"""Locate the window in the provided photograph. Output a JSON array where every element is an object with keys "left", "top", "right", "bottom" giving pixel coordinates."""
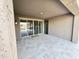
[{"left": 19, "top": 18, "right": 44, "bottom": 38}]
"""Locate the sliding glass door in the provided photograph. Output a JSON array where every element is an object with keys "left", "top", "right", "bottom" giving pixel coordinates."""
[{"left": 20, "top": 19, "right": 44, "bottom": 38}]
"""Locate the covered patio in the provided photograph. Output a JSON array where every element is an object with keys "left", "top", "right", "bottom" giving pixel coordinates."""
[
  {"left": 0, "top": 0, "right": 79, "bottom": 59},
  {"left": 17, "top": 34, "right": 79, "bottom": 59}
]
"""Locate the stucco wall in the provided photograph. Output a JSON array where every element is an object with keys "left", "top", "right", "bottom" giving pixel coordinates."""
[
  {"left": 48, "top": 14, "right": 73, "bottom": 41},
  {"left": 72, "top": 15, "right": 79, "bottom": 43},
  {"left": 15, "top": 19, "right": 20, "bottom": 41},
  {"left": 0, "top": 0, "right": 17, "bottom": 59}
]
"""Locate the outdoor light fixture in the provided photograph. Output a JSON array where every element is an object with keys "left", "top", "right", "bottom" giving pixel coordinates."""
[
  {"left": 40, "top": 12, "right": 44, "bottom": 15},
  {"left": 15, "top": 21, "right": 17, "bottom": 24}
]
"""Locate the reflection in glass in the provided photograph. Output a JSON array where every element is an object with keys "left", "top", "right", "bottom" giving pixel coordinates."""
[
  {"left": 39, "top": 21, "right": 43, "bottom": 33},
  {"left": 34, "top": 21, "right": 38, "bottom": 34},
  {"left": 20, "top": 20, "right": 27, "bottom": 37},
  {"left": 20, "top": 20, "right": 33, "bottom": 37},
  {"left": 27, "top": 20, "right": 33, "bottom": 35},
  {"left": 20, "top": 19, "right": 44, "bottom": 37}
]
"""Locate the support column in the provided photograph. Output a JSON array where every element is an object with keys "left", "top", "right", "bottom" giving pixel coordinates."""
[
  {"left": 15, "top": 19, "right": 20, "bottom": 41},
  {"left": 0, "top": 0, "right": 17, "bottom": 59},
  {"left": 72, "top": 15, "right": 79, "bottom": 44}
]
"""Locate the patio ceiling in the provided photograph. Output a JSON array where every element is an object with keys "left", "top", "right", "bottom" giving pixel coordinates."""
[{"left": 13, "top": 0, "right": 70, "bottom": 19}]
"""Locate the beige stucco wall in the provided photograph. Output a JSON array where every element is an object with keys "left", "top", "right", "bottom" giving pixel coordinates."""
[
  {"left": 48, "top": 14, "right": 73, "bottom": 41},
  {"left": 60, "top": 0, "right": 79, "bottom": 15},
  {"left": 15, "top": 19, "right": 20, "bottom": 41},
  {"left": 72, "top": 15, "right": 79, "bottom": 43},
  {"left": 0, "top": 0, "right": 17, "bottom": 59}
]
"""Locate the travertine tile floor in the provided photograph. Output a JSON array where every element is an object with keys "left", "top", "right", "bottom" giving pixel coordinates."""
[{"left": 17, "top": 34, "right": 79, "bottom": 59}]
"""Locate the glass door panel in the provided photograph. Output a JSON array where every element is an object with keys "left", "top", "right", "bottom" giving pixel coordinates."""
[
  {"left": 20, "top": 19, "right": 44, "bottom": 38},
  {"left": 39, "top": 21, "right": 43, "bottom": 33},
  {"left": 27, "top": 20, "right": 33, "bottom": 35},
  {"left": 20, "top": 20, "right": 28, "bottom": 37},
  {"left": 34, "top": 21, "right": 38, "bottom": 34}
]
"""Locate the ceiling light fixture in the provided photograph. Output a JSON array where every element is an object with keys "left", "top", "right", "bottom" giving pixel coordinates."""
[{"left": 40, "top": 12, "right": 44, "bottom": 15}]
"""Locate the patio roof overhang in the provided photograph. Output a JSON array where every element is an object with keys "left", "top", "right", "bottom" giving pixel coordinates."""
[{"left": 60, "top": 0, "right": 79, "bottom": 15}]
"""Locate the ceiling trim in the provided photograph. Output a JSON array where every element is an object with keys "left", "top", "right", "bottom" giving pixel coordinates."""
[
  {"left": 47, "top": 13, "right": 73, "bottom": 19},
  {"left": 15, "top": 15, "right": 44, "bottom": 20}
]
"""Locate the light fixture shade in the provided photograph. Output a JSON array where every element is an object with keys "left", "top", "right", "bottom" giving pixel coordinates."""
[{"left": 40, "top": 12, "right": 44, "bottom": 15}]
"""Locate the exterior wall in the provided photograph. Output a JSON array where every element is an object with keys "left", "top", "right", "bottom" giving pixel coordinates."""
[
  {"left": 60, "top": 0, "right": 79, "bottom": 44},
  {"left": 0, "top": 0, "right": 17, "bottom": 59},
  {"left": 48, "top": 14, "right": 73, "bottom": 41}
]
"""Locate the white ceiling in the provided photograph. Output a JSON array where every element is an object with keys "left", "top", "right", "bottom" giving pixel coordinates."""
[{"left": 13, "top": 0, "right": 70, "bottom": 19}]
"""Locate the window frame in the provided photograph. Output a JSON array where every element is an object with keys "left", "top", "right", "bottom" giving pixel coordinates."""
[{"left": 18, "top": 17, "right": 44, "bottom": 38}]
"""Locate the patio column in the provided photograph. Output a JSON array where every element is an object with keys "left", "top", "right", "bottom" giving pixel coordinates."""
[
  {"left": 72, "top": 15, "right": 79, "bottom": 44},
  {"left": 0, "top": 0, "right": 17, "bottom": 59}
]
